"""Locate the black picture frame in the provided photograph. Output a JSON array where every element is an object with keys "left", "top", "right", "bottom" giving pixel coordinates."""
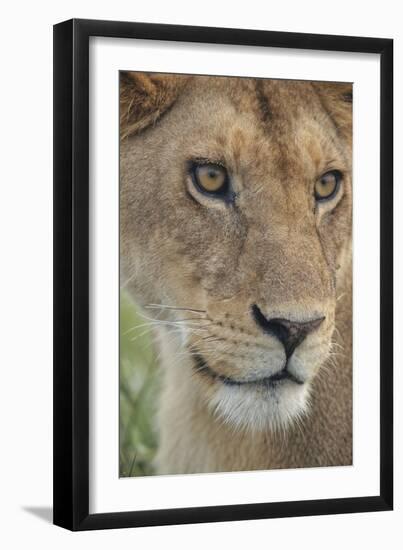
[{"left": 53, "top": 18, "right": 393, "bottom": 531}]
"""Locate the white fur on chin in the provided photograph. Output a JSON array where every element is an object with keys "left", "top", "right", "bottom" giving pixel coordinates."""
[{"left": 208, "top": 380, "right": 312, "bottom": 434}]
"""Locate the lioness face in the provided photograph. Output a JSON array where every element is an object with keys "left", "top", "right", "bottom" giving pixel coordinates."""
[{"left": 121, "top": 75, "right": 352, "bottom": 432}]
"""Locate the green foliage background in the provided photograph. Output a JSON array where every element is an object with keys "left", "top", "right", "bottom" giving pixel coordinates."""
[{"left": 120, "top": 291, "right": 159, "bottom": 477}]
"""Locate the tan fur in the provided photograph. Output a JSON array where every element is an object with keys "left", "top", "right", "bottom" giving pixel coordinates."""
[
  {"left": 120, "top": 73, "right": 352, "bottom": 474},
  {"left": 120, "top": 72, "right": 189, "bottom": 139}
]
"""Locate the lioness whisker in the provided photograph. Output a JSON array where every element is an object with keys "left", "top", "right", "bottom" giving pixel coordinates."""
[
  {"left": 125, "top": 320, "right": 208, "bottom": 336},
  {"left": 329, "top": 339, "right": 345, "bottom": 351},
  {"left": 138, "top": 310, "right": 209, "bottom": 325},
  {"left": 145, "top": 303, "right": 207, "bottom": 315},
  {"left": 138, "top": 311, "right": 212, "bottom": 338}
]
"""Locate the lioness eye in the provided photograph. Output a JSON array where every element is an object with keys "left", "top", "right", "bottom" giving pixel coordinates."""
[
  {"left": 315, "top": 170, "right": 342, "bottom": 201},
  {"left": 192, "top": 163, "right": 228, "bottom": 195}
]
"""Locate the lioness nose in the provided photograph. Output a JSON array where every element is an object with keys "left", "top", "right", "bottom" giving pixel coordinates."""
[{"left": 251, "top": 304, "right": 325, "bottom": 358}]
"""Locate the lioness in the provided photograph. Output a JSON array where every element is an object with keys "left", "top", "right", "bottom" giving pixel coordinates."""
[{"left": 120, "top": 72, "right": 352, "bottom": 474}]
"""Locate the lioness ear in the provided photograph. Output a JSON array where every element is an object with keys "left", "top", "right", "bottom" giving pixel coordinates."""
[
  {"left": 120, "top": 72, "right": 189, "bottom": 139},
  {"left": 313, "top": 82, "right": 352, "bottom": 146}
]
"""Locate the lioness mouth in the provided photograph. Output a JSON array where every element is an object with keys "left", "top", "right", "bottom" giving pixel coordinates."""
[{"left": 191, "top": 350, "right": 304, "bottom": 387}]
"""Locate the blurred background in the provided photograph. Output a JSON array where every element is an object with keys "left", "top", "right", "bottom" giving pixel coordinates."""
[{"left": 120, "top": 290, "right": 159, "bottom": 477}]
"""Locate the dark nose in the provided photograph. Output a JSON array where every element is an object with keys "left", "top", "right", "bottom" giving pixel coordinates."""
[{"left": 251, "top": 304, "right": 325, "bottom": 358}]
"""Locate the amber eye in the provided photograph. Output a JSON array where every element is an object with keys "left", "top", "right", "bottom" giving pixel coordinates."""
[
  {"left": 192, "top": 163, "right": 229, "bottom": 195},
  {"left": 315, "top": 170, "right": 342, "bottom": 201}
]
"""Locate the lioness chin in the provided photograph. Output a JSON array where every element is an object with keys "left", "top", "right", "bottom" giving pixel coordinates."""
[{"left": 120, "top": 73, "right": 352, "bottom": 474}]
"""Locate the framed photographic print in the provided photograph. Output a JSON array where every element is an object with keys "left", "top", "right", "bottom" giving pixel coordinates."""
[{"left": 53, "top": 19, "right": 393, "bottom": 530}]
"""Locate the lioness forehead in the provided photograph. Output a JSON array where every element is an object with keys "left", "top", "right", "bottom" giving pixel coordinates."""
[
  {"left": 187, "top": 77, "right": 332, "bottom": 130},
  {"left": 171, "top": 77, "right": 349, "bottom": 185}
]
